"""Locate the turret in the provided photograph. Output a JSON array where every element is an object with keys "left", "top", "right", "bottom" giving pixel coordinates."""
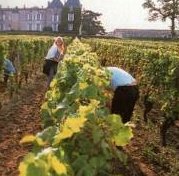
[{"left": 47, "top": 0, "right": 63, "bottom": 9}]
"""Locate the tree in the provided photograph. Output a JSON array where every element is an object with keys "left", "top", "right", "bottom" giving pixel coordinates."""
[
  {"left": 81, "top": 10, "right": 105, "bottom": 35},
  {"left": 59, "top": 7, "right": 81, "bottom": 34},
  {"left": 142, "top": 0, "right": 179, "bottom": 38}
]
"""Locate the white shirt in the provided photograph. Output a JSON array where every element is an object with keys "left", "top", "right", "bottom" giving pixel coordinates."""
[
  {"left": 107, "top": 67, "right": 136, "bottom": 90},
  {"left": 45, "top": 44, "right": 61, "bottom": 62}
]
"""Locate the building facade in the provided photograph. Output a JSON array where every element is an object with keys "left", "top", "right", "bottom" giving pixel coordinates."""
[
  {"left": 0, "top": 0, "right": 81, "bottom": 33},
  {"left": 108, "top": 29, "right": 176, "bottom": 38}
]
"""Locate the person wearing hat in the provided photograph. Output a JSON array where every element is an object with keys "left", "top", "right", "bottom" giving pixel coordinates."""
[
  {"left": 106, "top": 66, "right": 139, "bottom": 123},
  {"left": 43, "top": 36, "right": 65, "bottom": 88}
]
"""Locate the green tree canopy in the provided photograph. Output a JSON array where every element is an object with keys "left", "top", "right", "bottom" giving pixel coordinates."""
[
  {"left": 143, "top": 0, "right": 179, "bottom": 38},
  {"left": 81, "top": 10, "right": 105, "bottom": 35}
]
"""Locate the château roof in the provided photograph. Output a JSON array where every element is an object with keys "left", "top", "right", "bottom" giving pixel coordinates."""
[
  {"left": 48, "top": 0, "right": 63, "bottom": 8},
  {"left": 65, "top": 0, "right": 81, "bottom": 8}
]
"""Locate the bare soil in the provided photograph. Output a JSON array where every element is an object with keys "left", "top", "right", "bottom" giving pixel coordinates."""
[
  {"left": 0, "top": 75, "right": 46, "bottom": 176},
  {"left": 125, "top": 105, "right": 179, "bottom": 176}
]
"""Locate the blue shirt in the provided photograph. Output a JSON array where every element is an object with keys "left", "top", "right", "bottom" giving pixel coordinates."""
[
  {"left": 3, "top": 59, "right": 16, "bottom": 75},
  {"left": 107, "top": 67, "right": 136, "bottom": 90}
]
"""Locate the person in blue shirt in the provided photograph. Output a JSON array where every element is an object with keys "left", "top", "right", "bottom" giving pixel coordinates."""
[
  {"left": 3, "top": 58, "right": 16, "bottom": 85},
  {"left": 106, "top": 66, "right": 139, "bottom": 123},
  {"left": 43, "top": 36, "right": 65, "bottom": 88}
]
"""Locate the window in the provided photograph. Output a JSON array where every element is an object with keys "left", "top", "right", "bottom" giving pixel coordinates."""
[
  {"left": 3, "top": 14, "right": 5, "bottom": 21},
  {"left": 8, "top": 24, "right": 11, "bottom": 30},
  {"left": 37, "top": 13, "right": 41, "bottom": 20},
  {"left": 0, "top": 24, "right": 3, "bottom": 31},
  {"left": 68, "top": 13, "right": 74, "bottom": 22},
  {"left": 52, "top": 24, "right": 54, "bottom": 31},
  {"left": 54, "top": 15, "right": 59, "bottom": 22},
  {"left": 68, "top": 23, "right": 73, "bottom": 31},
  {"left": 36, "top": 24, "right": 41, "bottom": 31},
  {"left": 52, "top": 24, "right": 58, "bottom": 31},
  {"left": 28, "top": 23, "right": 32, "bottom": 30},
  {"left": 55, "top": 24, "right": 58, "bottom": 31},
  {"left": 27, "top": 14, "right": 32, "bottom": 20},
  {"left": 52, "top": 14, "right": 59, "bottom": 22}
]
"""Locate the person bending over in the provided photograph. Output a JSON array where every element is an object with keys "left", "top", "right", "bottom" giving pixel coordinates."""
[{"left": 107, "top": 66, "right": 139, "bottom": 123}]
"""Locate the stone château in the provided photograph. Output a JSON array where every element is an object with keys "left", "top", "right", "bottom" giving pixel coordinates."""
[{"left": 0, "top": 0, "right": 81, "bottom": 33}]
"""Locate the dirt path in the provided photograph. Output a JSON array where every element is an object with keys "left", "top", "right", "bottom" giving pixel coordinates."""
[
  {"left": 0, "top": 75, "right": 46, "bottom": 176},
  {"left": 125, "top": 106, "right": 179, "bottom": 176}
]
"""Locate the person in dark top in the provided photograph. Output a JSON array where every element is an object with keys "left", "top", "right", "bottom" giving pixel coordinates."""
[{"left": 107, "top": 66, "right": 139, "bottom": 123}]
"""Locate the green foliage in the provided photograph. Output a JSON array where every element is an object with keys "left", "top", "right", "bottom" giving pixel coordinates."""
[
  {"left": 143, "top": 0, "right": 179, "bottom": 38},
  {"left": 19, "top": 38, "right": 133, "bottom": 176},
  {"left": 0, "top": 44, "right": 5, "bottom": 76},
  {"left": 60, "top": 7, "right": 81, "bottom": 34},
  {"left": 82, "top": 38, "right": 179, "bottom": 122},
  {"left": 82, "top": 10, "right": 105, "bottom": 35},
  {"left": 0, "top": 36, "right": 72, "bottom": 89}
]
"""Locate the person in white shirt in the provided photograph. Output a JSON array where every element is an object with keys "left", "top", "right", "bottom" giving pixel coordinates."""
[
  {"left": 43, "top": 36, "right": 65, "bottom": 88},
  {"left": 107, "top": 66, "right": 139, "bottom": 123}
]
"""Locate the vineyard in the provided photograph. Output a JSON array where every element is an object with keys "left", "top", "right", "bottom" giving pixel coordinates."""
[{"left": 0, "top": 35, "right": 178, "bottom": 176}]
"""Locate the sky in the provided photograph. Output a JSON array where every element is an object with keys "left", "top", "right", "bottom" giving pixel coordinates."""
[{"left": 0, "top": 0, "right": 171, "bottom": 32}]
